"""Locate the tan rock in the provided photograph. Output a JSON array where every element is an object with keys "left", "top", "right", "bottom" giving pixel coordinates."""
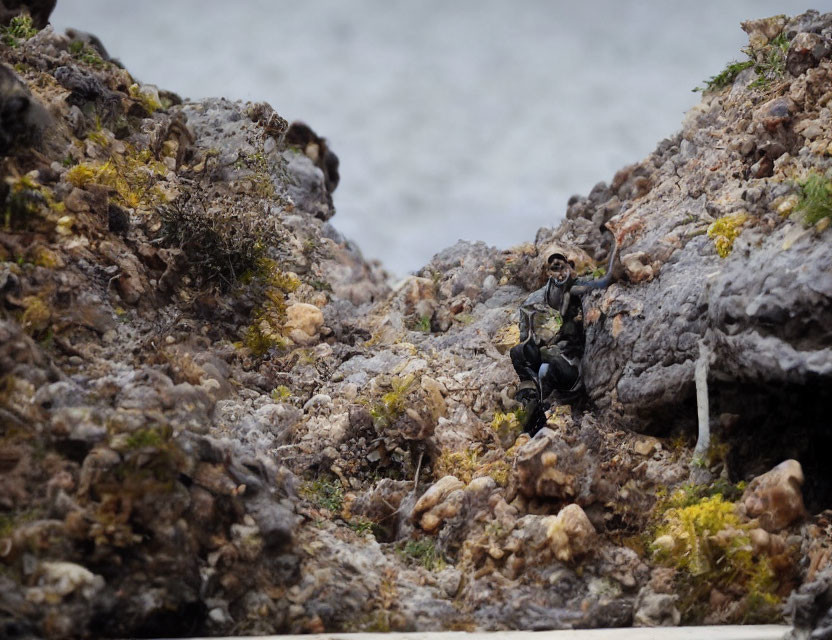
[
  {"left": 634, "top": 438, "right": 657, "bottom": 456},
  {"left": 545, "top": 504, "right": 596, "bottom": 563},
  {"left": 741, "top": 459, "right": 805, "bottom": 532},
  {"left": 412, "top": 475, "right": 465, "bottom": 524},
  {"left": 420, "top": 375, "right": 448, "bottom": 420},
  {"left": 621, "top": 251, "right": 654, "bottom": 283},
  {"left": 284, "top": 303, "right": 324, "bottom": 345},
  {"left": 514, "top": 429, "right": 589, "bottom": 501},
  {"left": 749, "top": 527, "right": 770, "bottom": 555}
]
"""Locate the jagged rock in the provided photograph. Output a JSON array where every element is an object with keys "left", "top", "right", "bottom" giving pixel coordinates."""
[
  {"left": 633, "top": 587, "right": 681, "bottom": 627},
  {"left": 545, "top": 504, "right": 596, "bottom": 563},
  {"left": 3, "top": 9, "right": 832, "bottom": 637},
  {"left": 514, "top": 428, "right": 594, "bottom": 502}
]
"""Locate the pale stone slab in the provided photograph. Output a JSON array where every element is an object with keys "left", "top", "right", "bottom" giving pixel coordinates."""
[{"left": 182, "top": 624, "right": 790, "bottom": 640}]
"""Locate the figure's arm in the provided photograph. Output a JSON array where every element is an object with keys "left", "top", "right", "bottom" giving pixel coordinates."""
[
  {"left": 570, "top": 229, "right": 620, "bottom": 297},
  {"left": 518, "top": 306, "right": 534, "bottom": 343},
  {"left": 518, "top": 286, "right": 547, "bottom": 343}
]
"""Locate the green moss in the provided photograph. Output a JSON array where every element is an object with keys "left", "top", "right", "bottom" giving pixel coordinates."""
[
  {"left": 749, "top": 33, "right": 790, "bottom": 90},
  {"left": 434, "top": 446, "right": 511, "bottom": 487},
  {"left": 398, "top": 537, "right": 446, "bottom": 571},
  {"left": 434, "top": 448, "right": 478, "bottom": 484},
  {"left": 368, "top": 375, "right": 416, "bottom": 429},
  {"left": 125, "top": 427, "right": 167, "bottom": 449},
  {"left": 414, "top": 315, "right": 431, "bottom": 333},
  {"left": 707, "top": 212, "right": 748, "bottom": 258},
  {"left": 1, "top": 15, "right": 38, "bottom": 47},
  {"left": 696, "top": 31, "right": 790, "bottom": 94},
  {"left": 653, "top": 494, "right": 741, "bottom": 575},
  {"left": 301, "top": 477, "right": 344, "bottom": 514},
  {"left": 695, "top": 60, "right": 754, "bottom": 93},
  {"left": 796, "top": 172, "right": 832, "bottom": 225},
  {"left": 68, "top": 40, "right": 105, "bottom": 67},
  {"left": 346, "top": 517, "right": 375, "bottom": 536}
]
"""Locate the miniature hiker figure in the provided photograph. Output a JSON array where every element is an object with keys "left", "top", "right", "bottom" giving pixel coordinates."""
[{"left": 510, "top": 228, "right": 620, "bottom": 435}]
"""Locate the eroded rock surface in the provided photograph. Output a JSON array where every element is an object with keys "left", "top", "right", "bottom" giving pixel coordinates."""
[{"left": 2, "top": 8, "right": 832, "bottom": 639}]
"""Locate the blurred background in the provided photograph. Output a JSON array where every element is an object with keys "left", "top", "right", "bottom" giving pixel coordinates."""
[{"left": 52, "top": 1, "right": 810, "bottom": 276}]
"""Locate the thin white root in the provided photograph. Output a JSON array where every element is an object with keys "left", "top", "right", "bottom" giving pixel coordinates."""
[
  {"left": 693, "top": 339, "right": 711, "bottom": 462},
  {"left": 413, "top": 450, "right": 424, "bottom": 488}
]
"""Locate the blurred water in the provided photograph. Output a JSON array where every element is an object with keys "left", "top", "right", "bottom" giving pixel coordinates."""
[{"left": 52, "top": 1, "right": 810, "bottom": 276}]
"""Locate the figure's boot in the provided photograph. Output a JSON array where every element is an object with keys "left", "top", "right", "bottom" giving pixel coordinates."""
[{"left": 514, "top": 381, "right": 543, "bottom": 435}]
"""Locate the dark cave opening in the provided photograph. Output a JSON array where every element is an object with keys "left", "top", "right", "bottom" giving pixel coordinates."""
[{"left": 712, "top": 377, "right": 832, "bottom": 514}]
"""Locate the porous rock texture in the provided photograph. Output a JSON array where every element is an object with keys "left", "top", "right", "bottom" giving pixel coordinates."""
[{"left": 2, "top": 5, "right": 832, "bottom": 638}]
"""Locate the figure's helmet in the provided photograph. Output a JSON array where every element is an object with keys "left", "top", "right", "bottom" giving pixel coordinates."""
[{"left": 546, "top": 252, "right": 575, "bottom": 286}]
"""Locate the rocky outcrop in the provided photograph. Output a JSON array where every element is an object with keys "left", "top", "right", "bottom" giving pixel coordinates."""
[{"left": 2, "top": 7, "right": 832, "bottom": 639}]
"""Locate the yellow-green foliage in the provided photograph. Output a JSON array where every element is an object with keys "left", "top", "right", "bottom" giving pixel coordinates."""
[
  {"left": 301, "top": 477, "right": 343, "bottom": 514},
  {"left": 31, "top": 245, "right": 61, "bottom": 268},
  {"left": 433, "top": 447, "right": 511, "bottom": 487},
  {"left": 651, "top": 487, "right": 783, "bottom": 623},
  {"left": 483, "top": 459, "right": 511, "bottom": 487},
  {"left": 243, "top": 259, "right": 300, "bottom": 357},
  {"left": 797, "top": 172, "right": 832, "bottom": 225},
  {"left": 369, "top": 375, "right": 416, "bottom": 429},
  {"left": 125, "top": 427, "right": 167, "bottom": 449},
  {"left": 696, "top": 30, "right": 790, "bottom": 93},
  {"left": 234, "top": 150, "right": 277, "bottom": 198},
  {"left": 270, "top": 385, "right": 291, "bottom": 401},
  {"left": 654, "top": 494, "right": 741, "bottom": 575},
  {"left": 66, "top": 145, "right": 167, "bottom": 210},
  {"left": 749, "top": 32, "right": 790, "bottom": 89},
  {"left": 1, "top": 14, "right": 38, "bottom": 47},
  {"left": 707, "top": 212, "right": 748, "bottom": 258},
  {"left": 434, "top": 448, "right": 479, "bottom": 484},
  {"left": 128, "top": 83, "right": 162, "bottom": 114},
  {"left": 3, "top": 173, "right": 64, "bottom": 230},
  {"left": 491, "top": 408, "right": 525, "bottom": 444},
  {"left": 695, "top": 60, "right": 755, "bottom": 93},
  {"left": 20, "top": 295, "right": 50, "bottom": 335}
]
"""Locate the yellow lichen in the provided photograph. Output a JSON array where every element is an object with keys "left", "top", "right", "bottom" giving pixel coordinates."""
[
  {"left": 491, "top": 409, "right": 524, "bottom": 444},
  {"left": 434, "top": 448, "right": 478, "bottom": 484},
  {"left": 65, "top": 145, "right": 167, "bottom": 210},
  {"left": 31, "top": 246, "right": 63, "bottom": 268},
  {"left": 21, "top": 296, "right": 50, "bottom": 334},
  {"left": 707, "top": 212, "right": 749, "bottom": 258},
  {"left": 492, "top": 323, "right": 520, "bottom": 354}
]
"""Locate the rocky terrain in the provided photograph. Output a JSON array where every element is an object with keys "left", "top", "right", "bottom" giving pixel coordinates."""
[{"left": 1, "top": 5, "right": 832, "bottom": 639}]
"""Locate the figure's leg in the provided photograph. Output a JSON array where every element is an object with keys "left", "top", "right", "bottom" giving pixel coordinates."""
[
  {"left": 540, "top": 353, "right": 580, "bottom": 394},
  {"left": 510, "top": 342, "right": 546, "bottom": 434}
]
